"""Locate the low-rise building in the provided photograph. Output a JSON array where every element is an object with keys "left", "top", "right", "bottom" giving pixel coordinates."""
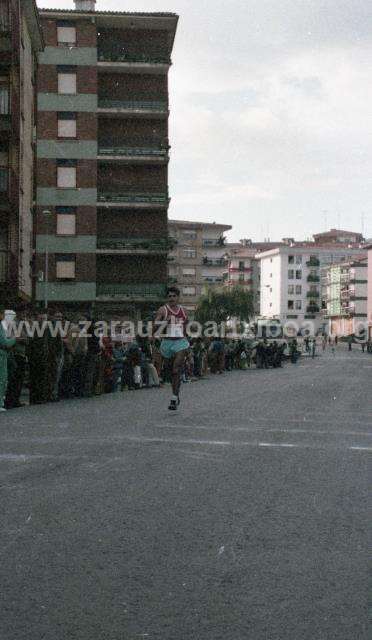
[
  {"left": 168, "top": 220, "right": 231, "bottom": 312},
  {"left": 0, "top": 0, "right": 43, "bottom": 306}
]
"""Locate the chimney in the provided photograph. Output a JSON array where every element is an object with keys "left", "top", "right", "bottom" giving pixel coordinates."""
[{"left": 74, "top": 0, "right": 96, "bottom": 11}]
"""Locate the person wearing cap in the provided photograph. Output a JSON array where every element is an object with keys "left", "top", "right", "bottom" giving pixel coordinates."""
[{"left": 0, "top": 306, "right": 16, "bottom": 411}]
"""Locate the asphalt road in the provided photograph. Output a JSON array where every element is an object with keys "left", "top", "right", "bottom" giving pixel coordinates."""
[{"left": 0, "top": 345, "right": 370, "bottom": 640}]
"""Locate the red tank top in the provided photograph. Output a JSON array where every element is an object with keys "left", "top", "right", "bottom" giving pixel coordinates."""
[{"left": 164, "top": 304, "right": 187, "bottom": 339}]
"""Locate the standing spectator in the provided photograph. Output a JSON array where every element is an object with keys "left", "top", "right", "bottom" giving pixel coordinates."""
[
  {"left": 84, "top": 320, "right": 101, "bottom": 397},
  {"left": 101, "top": 335, "right": 114, "bottom": 393},
  {"left": 5, "top": 307, "right": 28, "bottom": 409},
  {"left": 0, "top": 306, "right": 16, "bottom": 411},
  {"left": 71, "top": 319, "right": 88, "bottom": 397},
  {"left": 112, "top": 339, "right": 126, "bottom": 392},
  {"left": 47, "top": 309, "right": 64, "bottom": 402},
  {"left": 348, "top": 335, "right": 353, "bottom": 351},
  {"left": 311, "top": 338, "right": 316, "bottom": 359},
  {"left": 27, "top": 311, "right": 49, "bottom": 405}
]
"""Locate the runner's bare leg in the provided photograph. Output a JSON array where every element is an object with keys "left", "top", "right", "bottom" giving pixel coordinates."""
[{"left": 172, "top": 349, "right": 187, "bottom": 398}]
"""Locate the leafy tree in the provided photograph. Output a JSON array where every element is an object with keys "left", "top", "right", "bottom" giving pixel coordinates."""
[{"left": 195, "top": 287, "right": 254, "bottom": 325}]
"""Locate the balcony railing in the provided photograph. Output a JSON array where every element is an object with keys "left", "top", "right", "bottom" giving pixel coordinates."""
[
  {"left": 0, "top": 167, "right": 8, "bottom": 192},
  {"left": 306, "top": 304, "right": 320, "bottom": 313},
  {"left": 306, "top": 258, "right": 320, "bottom": 267},
  {"left": 202, "top": 257, "right": 227, "bottom": 266},
  {"left": 98, "top": 145, "right": 168, "bottom": 158},
  {"left": 97, "top": 237, "right": 171, "bottom": 251},
  {"left": 98, "top": 51, "right": 170, "bottom": 64},
  {"left": 203, "top": 277, "right": 224, "bottom": 283},
  {"left": 307, "top": 274, "right": 320, "bottom": 282},
  {"left": 97, "top": 191, "right": 168, "bottom": 205},
  {"left": 202, "top": 239, "right": 226, "bottom": 248},
  {"left": 306, "top": 290, "right": 320, "bottom": 298},
  {"left": 98, "top": 98, "right": 168, "bottom": 112},
  {"left": 96, "top": 283, "right": 166, "bottom": 299},
  {"left": 0, "top": 250, "right": 7, "bottom": 282}
]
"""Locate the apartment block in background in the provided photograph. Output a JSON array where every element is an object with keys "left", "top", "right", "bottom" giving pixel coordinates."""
[
  {"left": 0, "top": 0, "right": 43, "bottom": 306},
  {"left": 259, "top": 239, "right": 366, "bottom": 333},
  {"left": 224, "top": 240, "right": 284, "bottom": 316},
  {"left": 35, "top": 0, "right": 177, "bottom": 316},
  {"left": 324, "top": 256, "right": 367, "bottom": 336},
  {"left": 168, "top": 220, "right": 232, "bottom": 312}
]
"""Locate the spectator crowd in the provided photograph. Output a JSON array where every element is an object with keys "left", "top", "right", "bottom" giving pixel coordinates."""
[{"left": 0, "top": 305, "right": 318, "bottom": 412}]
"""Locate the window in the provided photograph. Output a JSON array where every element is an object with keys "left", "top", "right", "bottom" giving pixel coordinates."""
[
  {"left": 182, "top": 267, "right": 196, "bottom": 276},
  {"left": 56, "top": 206, "right": 76, "bottom": 235},
  {"left": 57, "top": 160, "right": 77, "bottom": 188},
  {"left": 238, "top": 261, "right": 245, "bottom": 271},
  {"left": 287, "top": 300, "right": 294, "bottom": 310},
  {"left": 295, "top": 285, "right": 302, "bottom": 295},
  {"left": 58, "top": 68, "right": 77, "bottom": 95},
  {"left": 295, "top": 270, "right": 302, "bottom": 280},
  {"left": 295, "top": 300, "right": 302, "bottom": 310},
  {"left": 288, "top": 285, "right": 294, "bottom": 295},
  {"left": 288, "top": 269, "right": 294, "bottom": 279},
  {"left": 182, "top": 230, "right": 197, "bottom": 239},
  {"left": 56, "top": 255, "right": 76, "bottom": 280},
  {"left": 183, "top": 249, "right": 196, "bottom": 258},
  {"left": 288, "top": 255, "right": 294, "bottom": 264},
  {"left": 239, "top": 273, "right": 244, "bottom": 282},
  {"left": 58, "top": 112, "right": 77, "bottom": 138},
  {"left": 57, "top": 24, "right": 76, "bottom": 46},
  {"left": 182, "top": 286, "right": 196, "bottom": 296},
  {"left": 296, "top": 255, "right": 302, "bottom": 264}
]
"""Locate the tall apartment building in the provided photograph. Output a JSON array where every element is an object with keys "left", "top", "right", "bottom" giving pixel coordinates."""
[
  {"left": 168, "top": 220, "right": 232, "bottom": 312},
  {"left": 35, "top": 0, "right": 178, "bottom": 316},
  {"left": 324, "top": 256, "right": 367, "bottom": 336},
  {"left": 259, "top": 241, "right": 366, "bottom": 332},
  {"left": 0, "top": 0, "right": 43, "bottom": 306}
]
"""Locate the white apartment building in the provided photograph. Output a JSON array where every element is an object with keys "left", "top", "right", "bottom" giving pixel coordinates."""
[{"left": 259, "top": 244, "right": 366, "bottom": 333}]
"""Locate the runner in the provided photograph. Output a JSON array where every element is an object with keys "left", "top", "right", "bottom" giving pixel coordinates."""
[{"left": 155, "top": 286, "right": 189, "bottom": 410}]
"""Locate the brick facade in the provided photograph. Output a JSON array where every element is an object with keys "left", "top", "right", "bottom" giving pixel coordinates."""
[
  {"left": 35, "top": 253, "right": 96, "bottom": 282},
  {"left": 37, "top": 159, "right": 97, "bottom": 188},
  {"left": 38, "top": 112, "right": 97, "bottom": 140},
  {"left": 36, "top": 207, "right": 97, "bottom": 235}
]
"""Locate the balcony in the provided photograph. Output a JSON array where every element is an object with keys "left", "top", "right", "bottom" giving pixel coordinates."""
[
  {"left": 202, "top": 238, "right": 226, "bottom": 248},
  {"left": 97, "top": 237, "right": 171, "bottom": 254},
  {"left": 97, "top": 51, "right": 171, "bottom": 75},
  {"left": 97, "top": 191, "right": 169, "bottom": 209},
  {"left": 96, "top": 283, "right": 166, "bottom": 301},
  {"left": 306, "top": 290, "right": 320, "bottom": 298},
  {"left": 202, "top": 257, "right": 227, "bottom": 267},
  {"left": 307, "top": 274, "right": 320, "bottom": 283},
  {"left": 98, "top": 98, "right": 168, "bottom": 118},
  {"left": 0, "top": 5, "right": 9, "bottom": 33},
  {"left": 203, "top": 276, "right": 224, "bottom": 283},
  {"left": 306, "top": 258, "right": 320, "bottom": 267},
  {"left": 306, "top": 304, "right": 320, "bottom": 313},
  {"left": 97, "top": 144, "right": 169, "bottom": 164},
  {"left": 0, "top": 250, "right": 7, "bottom": 282}
]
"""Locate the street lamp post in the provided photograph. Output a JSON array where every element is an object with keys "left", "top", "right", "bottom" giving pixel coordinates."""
[{"left": 42, "top": 209, "right": 51, "bottom": 309}]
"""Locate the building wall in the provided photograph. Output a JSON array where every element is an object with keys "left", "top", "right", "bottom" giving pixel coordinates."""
[{"left": 36, "top": 10, "right": 176, "bottom": 312}]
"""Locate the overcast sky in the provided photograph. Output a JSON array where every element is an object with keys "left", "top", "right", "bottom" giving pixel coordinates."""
[{"left": 38, "top": 0, "right": 372, "bottom": 242}]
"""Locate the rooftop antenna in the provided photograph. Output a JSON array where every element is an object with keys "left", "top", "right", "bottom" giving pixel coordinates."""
[{"left": 361, "top": 212, "right": 365, "bottom": 237}]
